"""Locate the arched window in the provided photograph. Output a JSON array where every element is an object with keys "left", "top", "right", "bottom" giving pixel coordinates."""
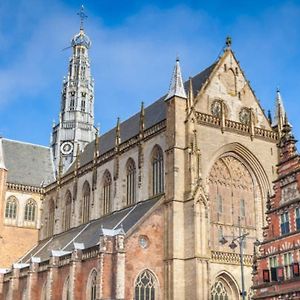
[
  {"left": 87, "top": 270, "right": 97, "bottom": 300},
  {"left": 126, "top": 159, "right": 136, "bottom": 205},
  {"left": 62, "top": 276, "right": 71, "bottom": 300},
  {"left": 151, "top": 146, "right": 164, "bottom": 196},
  {"left": 5, "top": 196, "right": 17, "bottom": 220},
  {"left": 24, "top": 199, "right": 37, "bottom": 226},
  {"left": 41, "top": 281, "right": 47, "bottom": 300},
  {"left": 48, "top": 198, "right": 55, "bottom": 237},
  {"left": 211, "top": 280, "right": 229, "bottom": 300},
  {"left": 135, "top": 269, "right": 157, "bottom": 300},
  {"left": 64, "top": 191, "right": 72, "bottom": 230},
  {"left": 82, "top": 181, "right": 91, "bottom": 224},
  {"left": 103, "top": 171, "right": 112, "bottom": 215}
]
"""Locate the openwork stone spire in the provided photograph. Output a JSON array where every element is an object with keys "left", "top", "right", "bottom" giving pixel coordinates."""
[
  {"left": 165, "top": 57, "right": 187, "bottom": 101},
  {"left": 272, "top": 88, "right": 286, "bottom": 127}
]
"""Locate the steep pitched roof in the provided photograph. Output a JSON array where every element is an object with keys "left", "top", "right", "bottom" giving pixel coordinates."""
[
  {"left": 20, "top": 196, "right": 161, "bottom": 262},
  {"left": 67, "top": 62, "right": 216, "bottom": 173},
  {"left": 2, "top": 139, "right": 55, "bottom": 187}
]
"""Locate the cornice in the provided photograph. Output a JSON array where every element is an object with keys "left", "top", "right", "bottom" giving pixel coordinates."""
[{"left": 6, "top": 182, "right": 44, "bottom": 194}]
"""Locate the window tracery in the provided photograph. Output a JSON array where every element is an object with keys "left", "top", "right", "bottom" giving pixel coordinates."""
[
  {"left": 134, "top": 269, "right": 157, "bottom": 300},
  {"left": 24, "top": 199, "right": 36, "bottom": 225},
  {"left": 5, "top": 196, "right": 17, "bottom": 220},
  {"left": 210, "top": 280, "right": 229, "bottom": 300}
]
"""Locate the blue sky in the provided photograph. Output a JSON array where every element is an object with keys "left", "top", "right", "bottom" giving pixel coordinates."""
[{"left": 0, "top": 0, "right": 299, "bottom": 145}]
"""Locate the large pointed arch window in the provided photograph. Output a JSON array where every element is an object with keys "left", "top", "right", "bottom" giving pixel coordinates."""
[
  {"left": 64, "top": 190, "right": 72, "bottom": 230},
  {"left": 126, "top": 158, "right": 136, "bottom": 205},
  {"left": 5, "top": 196, "right": 18, "bottom": 220},
  {"left": 103, "top": 171, "right": 112, "bottom": 215},
  {"left": 48, "top": 198, "right": 55, "bottom": 237},
  {"left": 86, "top": 270, "right": 97, "bottom": 300},
  {"left": 82, "top": 181, "right": 91, "bottom": 224},
  {"left": 24, "top": 199, "right": 37, "bottom": 226},
  {"left": 134, "top": 269, "right": 157, "bottom": 300},
  {"left": 151, "top": 146, "right": 164, "bottom": 196}
]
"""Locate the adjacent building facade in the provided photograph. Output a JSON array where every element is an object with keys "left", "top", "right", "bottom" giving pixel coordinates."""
[
  {"left": 253, "top": 120, "right": 300, "bottom": 299},
  {"left": 0, "top": 138, "right": 54, "bottom": 268},
  {"left": 0, "top": 14, "right": 293, "bottom": 300}
]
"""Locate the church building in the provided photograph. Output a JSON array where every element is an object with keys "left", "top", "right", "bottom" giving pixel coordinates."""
[{"left": 0, "top": 9, "right": 291, "bottom": 300}]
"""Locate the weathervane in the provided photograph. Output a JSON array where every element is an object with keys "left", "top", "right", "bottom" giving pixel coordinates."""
[{"left": 77, "top": 5, "right": 88, "bottom": 30}]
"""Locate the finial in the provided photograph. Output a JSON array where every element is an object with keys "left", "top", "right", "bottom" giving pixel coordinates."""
[
  {"left": 115, "top": 117, "right": 121, "bottom": 147},
  {"left": 267, "top": 110, "right": 272, "bottom": 124},
  {"left": 225, "top": 36, "right": 232, "bottom": 49},
  {"left": 94, "top": 127, "right": 100, "bottom": 159},
  {"left": 77, "top": 5, "right": 88, "bottom": 30},
  {"left": 188, "top": 77, "right": 194, "bottom": 107},
  {"left": 140, "top": 101, "right": 145, "bottom": 129}
]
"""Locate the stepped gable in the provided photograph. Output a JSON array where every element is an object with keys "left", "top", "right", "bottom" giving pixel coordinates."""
[
  {"left": 68, "top": 62, "right": 216, "bottom": 172},
  {"left": 20, "top": 196, "right": 161, "bottom": 263},
  {"left": 2, "top": 139, "right": 55, "bottom": 187}
]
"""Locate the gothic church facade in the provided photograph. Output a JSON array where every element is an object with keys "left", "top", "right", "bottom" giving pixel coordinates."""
[{"left": 0, "top": 16, "right": 289, "bottom": 300}]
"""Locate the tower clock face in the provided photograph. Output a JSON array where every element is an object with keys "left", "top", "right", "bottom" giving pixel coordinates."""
[{"left": 60, "top": 142, "right": 73, "bottom": 155}]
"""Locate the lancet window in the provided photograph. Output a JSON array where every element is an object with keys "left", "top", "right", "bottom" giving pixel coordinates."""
[
  {"left": 5, "top": 196, "right": 17, "bottom": 220},
  {"left": 103, "top": 171, "right": 112, "bottom": 214},
  {"left": 151, "top": 146, "right": 164, "bottom": 196},
  {"left": 126, "top": 158, "right": 136, "bottom": 205},
  {"left": 87, "top": 270, "right": 97, "bottom": 300},
  {"left": 24, "top": 199, "right": 36, "bottom": 224},
  {"left": 82, "top": 181, "right": 91, "bottom": 224}
]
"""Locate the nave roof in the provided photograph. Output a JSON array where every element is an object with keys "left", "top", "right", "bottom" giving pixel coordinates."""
[{"left": 19, "top": 196, "right": 161, "bottom": 263}]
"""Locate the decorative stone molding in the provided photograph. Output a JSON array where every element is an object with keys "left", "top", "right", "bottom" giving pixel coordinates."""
[
  {"left": 211, "top": 250, "right": 253, "bottom": 266},
  {"left": 194, "top": 111, "right": 278, "bottom": 141},
  {"left": 6, "top": 182, "right": 44, "bottom": 194}
]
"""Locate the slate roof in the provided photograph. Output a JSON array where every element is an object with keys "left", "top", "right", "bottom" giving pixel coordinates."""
[
  {"left": 68, "top": 62, "right": 217, "bottom": 173},
  {"left": 20, "top": 196, "right": 161, "bottom": 263},
  {"left": 2, "top": 139, "right": 55, "bottom": 187}
]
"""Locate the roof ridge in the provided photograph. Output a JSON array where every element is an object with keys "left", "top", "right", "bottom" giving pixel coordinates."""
[{"left": 3, "top": 138, "right": 50, "bottom": 150}]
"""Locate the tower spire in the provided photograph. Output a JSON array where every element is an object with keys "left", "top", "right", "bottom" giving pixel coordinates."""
[
  {"left": 165, "top": 57, "right": 187, "bottom": 101},
  {"left": 77, "top": 5, "right": 87, "bottom": 31},
  {"left": 51, "top": 8, "right": 95, "bottom": 174}
]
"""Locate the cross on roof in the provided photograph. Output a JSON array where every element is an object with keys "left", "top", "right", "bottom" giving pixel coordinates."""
[{"left": 77, "top": 5, "right": 88, "bottom": 30}]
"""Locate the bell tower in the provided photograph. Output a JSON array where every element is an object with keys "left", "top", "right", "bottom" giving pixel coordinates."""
[{"left": 51, "top": 6, "right": 96, "bottom": 173}]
